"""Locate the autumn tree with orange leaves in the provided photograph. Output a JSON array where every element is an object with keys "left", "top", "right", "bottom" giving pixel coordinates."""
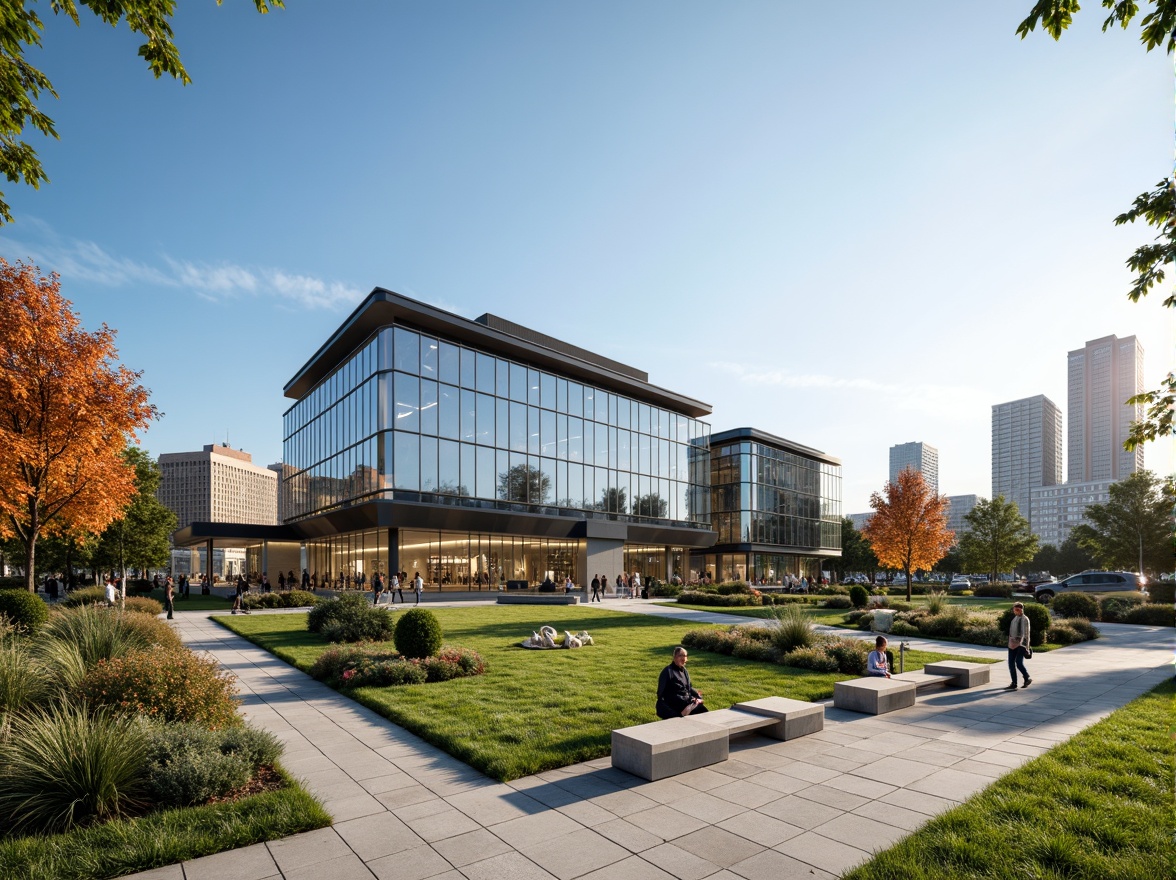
[
  {"left": 862, "top": 468, "right": 954, "bottom": 602},
  {"left": 0, "top": 260, "right": 156, "bottom": 591}
]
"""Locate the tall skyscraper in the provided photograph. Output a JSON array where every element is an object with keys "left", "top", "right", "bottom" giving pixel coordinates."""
[
  {"left": 889, "top": 441, "right": 938, "bottom": 495},
  {"left": 1067, "top": 335, "right": 1144, "bottom": 482},
  {"left": 991, "top": 395, "right": 1063, "bottom": 528}
]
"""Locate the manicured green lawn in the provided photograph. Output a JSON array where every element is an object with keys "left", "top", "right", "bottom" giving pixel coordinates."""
[
  {"left": 218, "top": 607, "right": 992, "bottom": 781},
  {"left": 144, "top": 589, "right": 234, "bottom": 612},
  {"left": 0, "top": 767, "right": 330, "bottom": 880},
  {"left": 664, "top": 595, "right": 1017, "bottom": 627},
  {"left": 843, "top": 679, "right": 1175, "bottom": 880}
]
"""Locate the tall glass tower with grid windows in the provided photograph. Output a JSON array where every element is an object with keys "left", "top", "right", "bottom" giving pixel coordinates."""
[
  {"left": 1067, "top": 335, "right": 1144, "bottom": 483},
  {"left": 888, "top": 441, "right": 938, "bottom": 495}
]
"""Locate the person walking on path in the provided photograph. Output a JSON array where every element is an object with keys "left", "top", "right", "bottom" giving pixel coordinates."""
[
  {"left": 389, "top": 571, "right": 401, "bottom": 604},
  {"left": 590, "top": 574, "right": 601, "bottom": 602},
  {"left": 413, "top": 572, "right": 423, "bottom": 605},
  {"left": 633, "top": 572, "right": 643, "bottom": 599},
  {"left": 372, "top": 571, "right": 385, "bottom": 606},
  {"left": 1005, "top": 602, "right": 1032, "bottom": 690},
  {"left": 615, "top": 574, "right": 625, "bottom": 597},
  {"left": 105, "top": 575, "right": 117, "bottom": 607},
  {"left": 164, "top": 575, "right": 175, "bottom": 620},
  {"left": 656, "top": 646, "right": 707, "bottom": 719},
  {"left": 232, "top": 573, "right": 251, "bottom": 615}
]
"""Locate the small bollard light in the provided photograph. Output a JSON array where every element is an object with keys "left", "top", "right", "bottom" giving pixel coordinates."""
[{"left": 899, "top": 641, "right": 910, "bottom": 673}]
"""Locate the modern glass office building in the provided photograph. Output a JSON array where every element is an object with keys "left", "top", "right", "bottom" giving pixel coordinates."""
[{"left": 696, "top": 428, "right": 842, "bottom": 584}]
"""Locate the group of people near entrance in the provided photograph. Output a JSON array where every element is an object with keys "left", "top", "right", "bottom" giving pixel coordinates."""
[
  {"left": 372, "top": 571, "right": 423, "bottom": 606},
  {"left": 655, "top": 602, "right": 1035, "bottom": 718}
]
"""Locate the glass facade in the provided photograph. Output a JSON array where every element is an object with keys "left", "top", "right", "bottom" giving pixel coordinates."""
[
  {"left": 281, "top": 324, "right": 712, "bottom": 528},
  {"left": 698, "top": 435, "right": 842, "bottom": 584}
]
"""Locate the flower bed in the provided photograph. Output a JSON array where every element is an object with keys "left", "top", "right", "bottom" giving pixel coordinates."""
[{"left": 309, "top": 644, "right": 487, "bottom": 688}]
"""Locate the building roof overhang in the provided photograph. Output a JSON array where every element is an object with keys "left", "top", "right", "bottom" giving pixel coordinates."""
[{"left": 709, "top": 427, "right": 841, "bottom": 466}]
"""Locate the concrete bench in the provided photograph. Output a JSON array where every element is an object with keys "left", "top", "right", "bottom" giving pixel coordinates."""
[
  {"left": 835, "top": 661, "right": 993, "bottom": 715},
  {"left": 891, "top": 671, "right": 956, "bottom": 695},
  {"left": 922, "top": 660, "right": 991, "bottom": 688},
  {"left": 612, "top": 696, "right": 824, "bottom": 781}
]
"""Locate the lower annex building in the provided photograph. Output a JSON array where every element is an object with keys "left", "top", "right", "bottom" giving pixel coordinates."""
[{"left": 173, "top": 290, "right": 841, "bottom": 587}]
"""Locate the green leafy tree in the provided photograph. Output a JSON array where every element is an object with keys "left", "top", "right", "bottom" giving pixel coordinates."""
[
  {"left": 1056, "top": 534, "right": 1097, "bottom": 575},
  {"left": 597, "top": 486, "right": 628, "bottom": 514},
  {"left": 958, "top": 496, "right": 1039, "bottom": 582},
  {"left": 933, "top": 545, "right": 964, "bottom": 575},
  {"left": 632, "top": 493, "right": 667, "bottom": 518},
  {"left": 92, "top": 447, "right": 176, "bottom": 577},
  {"left": 1017, "top": 2, "right": 1175, "bottom": 449},
  {"left": 838, "top": 517, "right": 878, "bottom": 578},
  {"left": 497, "top": 464, "right": 550, "bottom": 505},
  {"left": 1028, "top": 543, "right": 1061, "bottom": 576},
  {"left": 1069, "top": 470, "right": 1172, "bottom": 575},
  {"left": 0, "top": 1, "right": 283, "bottom": 224}
]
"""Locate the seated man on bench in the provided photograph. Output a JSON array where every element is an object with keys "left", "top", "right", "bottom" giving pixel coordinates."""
[{"left": 656, "top": 646, "right": 708, "bottom": 718}]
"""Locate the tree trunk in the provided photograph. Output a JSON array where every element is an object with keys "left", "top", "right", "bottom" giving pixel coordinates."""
[
  {"left": 23, "top": 538, "right": 35, "bottom": 593},
  {"left": 905, "top": 565, "right": 912, "bottom": 603}
]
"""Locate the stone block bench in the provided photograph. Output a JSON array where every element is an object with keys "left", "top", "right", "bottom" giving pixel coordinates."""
[
  {"left": 612, "top": 697, "right": 824, "bottom": 781},
  {"left": 833, "top": 661, "right": 992, "bottom": 715},
  {"left": 496, "top": 594, "right": 580, "bottom": 605}
]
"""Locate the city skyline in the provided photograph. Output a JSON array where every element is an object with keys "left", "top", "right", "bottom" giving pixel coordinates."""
[{"left": 0, "top": 2, "right": 1168, "bottom": 513}]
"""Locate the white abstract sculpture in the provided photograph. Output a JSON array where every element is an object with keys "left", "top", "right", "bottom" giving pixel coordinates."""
[{"left": 563, "top": 631, "right": 582, "bottom": 649}]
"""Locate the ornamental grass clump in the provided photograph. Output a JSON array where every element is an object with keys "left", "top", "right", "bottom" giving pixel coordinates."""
[
  {"left": 925, "top": 590, "right": 948, "bottom": 615},
  {"left": 78, "top": 645, "right": 240, "bottom": 729},
  {"left": 35, "top": 605, "right": 182, "bottom": 689},
  {"left": 0, "top": 641, "right": 50, "bottom": 718},
  {"left": 122, "top": 596, "right": 164, "bottom": 616},
  {"left": 61, "top": 586, "right": 108, "bottom": 608},
  {"left": 0, "top": 703, "right": 149, "bottom": 834},
  {"left": 770, "top": 603, "right": 814, "bottom": 653}
]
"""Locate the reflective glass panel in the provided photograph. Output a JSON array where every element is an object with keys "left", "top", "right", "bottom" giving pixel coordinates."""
[
  {"left": 617, "top": 396, "right": 629, "bottom": 428},
  {"left": 420, "top": 336, "right": 438, "bottom": 378},
  {"left": 476, "top": 445, "right": 495, "bottom": 499},
  {"left": 476, "top": 393, "right": 494, "bottom": 445},
  {"left": 509, "top": 402, "right": 527, "bottom": 452},
  {"left": 568, "top": 383, "right": 582, "bottom": 417},
  {"left": 394, "top": 372, "right": 419, "bottom": 432},
  {"left": 582, "top": 421, "right": 594, "bottom": 465},
  {"left": 439, "top": 439, "right": 460, "bottom": 494},
  {"left": 438, "top": 384, "right": 459, "bottom": 439},
  {"left": 420, "top": 380, "right": 438, "bottom": 436},
  {"left": 540, "top": 373, "right": 555, "bottom": 410},
  {"left": 476, "top": 353, "right": 495, "bottom": 394},
  {"left": 528, "top": 369, "right": 540, "bottom": 405},
  {"left": 462, "top": 443, "right": 477, "bottom": 498},
  {"left": 496, "top": 358, "right": 510, "bottom": 398},
  {"left": 557, "top": 414, "right": 568, "bottom": 460},
  {"left": 528, "top": 406, "right": 539, "bottom": 454},
  {"left": 496, "top": 398, "right": 510, "bottom": 449},
  {"left": 460, "top": 349, "right": 476, "bottom": 389},
  {"left": 540, "top": 409, "right": 555, "bottom": 457},
  {"left": 393, "top": 328, "right": 419, "bottom": 374},
  {"left": 393, "top": 431, "right": 418, "bottom": 490},
  {"left": 439, "top": 341, "right": 460, "bottom": 384},
  {"left": 420, "top": 437, "right": 438, "bottom": 492},
  {"left": 460, "top": 389, "right": 476, "bottom": 442},
  {"left": 557, "top": 379, "right": 568, "bottom": 413},
  {"left": 510, "top": 363, "right": 527, "bottom": 402},
  {"left": 583, "top": 386, "right": 594, "bottom": 421}
]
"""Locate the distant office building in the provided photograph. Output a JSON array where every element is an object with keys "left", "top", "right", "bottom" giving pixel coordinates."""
[
  {"left": 1067, "top": 335, "right": 1144, "bottom": 483},
  {"left": 847, "top": 512, "right": 873, "bottom": 532},
  {"left": 267, "top": 462, "right": 293, "bottom": 522},
  {"left": 991, "top": 395, "right": 1063, "bottom": 531},
  {"left": 1030, "top": 479, "right": 1114, "bottom": 549},
  {"left": 944, "top": 494, "right": 979, "bottom": 542},
  {"left": 700, "top": 428, "right": 842, "bottom": 584},
  {"left": 889, "top": 441, "right": 938, "bottom": 495},
  {"left": 158, "top": 444, "right": 278, "bottom": 531}
]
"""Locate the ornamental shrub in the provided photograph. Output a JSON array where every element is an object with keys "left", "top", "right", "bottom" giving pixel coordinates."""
[
  {"left": 0, "top": 589, "right": 49, "bottom": 635},
  {"left": 921, "top": 606, "right": 968, "bottom": 638},
  {"left": 0, "top": 703, "right": 149, "bottom": 834},
  {"left": 309, "top": 645, "right": 372, "bottom": 683},
  {"left": 1123, "top": 604, "right": 1176, "bottom": 627},
  {"left": 677, "top": 591, "right": 760, "bottom": 607},
  {"left": 823, "top": 595, "right": 853, "bottom": 609},
  {"left": 780, "top": 644, "right": 840, "bottom": 672},
  {"left": 1146, "top": 581, "right": 1175, "bottom": 604},
  {"left": 345, "top": 658, "right": 427, "bottom": 687},
  {"left": 123, "top": 596, "right": 164, "bottom": 616},
  {"left": 959, "top": 624, "right": 1004, "bottom": 646},
  {"left": 824, "top": 637, "right": 869, "bottom": 675},
  {"left": 144, "top": 722, "right": 281, "bottom": 807},
  {"left": 1053, "top": 617, "right": 1099, "bottom": 642},
  {"left": 848, "top": 585, "right": 869, "bottom": 608},
  {"left": 283, "top": 590, "right": 320, "bottom": 607},
  {"left": 973, "top": 583, "right": 1014, "bottom": 598},
  {"left": 79, "top": 645, "right": 240, "bottom": 728},
  {"left": 1099, "top": 594, "right": 1146, "bottom": 623},
  {"left": 242, "top": 592, "right": 282, "bottom": 609},
  {"left": 889, "top": 620, "right": 921, "bottom": 637},
  {"left": 1050, "top": 592, "right": 1101, "bottom": 620},
  {"left": 731, "top": 638, "right": 776, "bottom": 662},
  {"left": 62, "top": 586, "right": 109, "bottom": 608},
  {"left": 394, "top": 608, "right": 443, "bottom": 658},
  {"left": 649, "top": 581, "right": 681, "bottom": 598},
  {"left": 307, "top": 592, "right": 372, "bottom": 633},
  {"left": 715, "top": 581, "right": 751, "bottom": 595},
  {"left": 998, "top": 604, "right": 1050, "bottom": 646},
  {"left": 321, "top": 603, "right": 395, "bottom": 644},
  {"left": 420, "top": 646, "right": 486, "bottom": 681}
]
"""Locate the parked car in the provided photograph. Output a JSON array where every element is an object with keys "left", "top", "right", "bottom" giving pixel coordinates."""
[
  {"left": 1034, "top": 571, "right": 1147, "bottom": 602},
  {"left": 948, "top": 576, "right": 971, "bottom": 591}
]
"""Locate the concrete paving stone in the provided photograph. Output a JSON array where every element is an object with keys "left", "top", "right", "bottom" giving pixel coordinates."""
[
  {"left": 820, "top": 773, "right": 896, "bottom": 799},
  {"left": 727, "top": 848, "right": 836, "bottom": 880},
  {"left": 969, "top": 748, "right": 1031, "bottom": 769},
  {"left": 906, "top": 767, "right": 996, "bottom": 801},
  {"left": 756, "top": 794, "right": 844, "bottom": 830},
  {"left": 624, "top": 804, "right": 710, "bottom": 841},
  {"left": 508, "top": 778, "right": 584, "bottom": 808},
  {"left": 460, "top": 850, "right": 559, "bottom": 880},
  {"left": 378, "top": 784, "right": 445, "bottom": 811},
  {"left": 673, "top": 766, "right": 739, "bottom": 791},
  {"left": 749, "top": 770, "right": 812, "bottom": 796},
  {"left": 707, "top": 778, "right": 787, "bottom": 809},
  {"left": 554, "top": 776, "right": 622, "bottom": 800},
  {"left": 891, "top": 746, "right": 963, "bottom": 768},
  {"left": 716, "top": 811, "right": 804, "bottom": 848},
  {"left": 334, "top": 812, "right": 425, "bottom": 860},
  {"left": 367, "top": 843, "right": 455, "bottom": 880},
  {"left": 119, "top": 865, "right": 185, "bottom": 880},
  {"left": 591, "top": 766, "right": 649, "bottom": 789},
  {"left": 517, "top": 827, "right": 632, "bottom": 880},
  {"left": 492, "top": 809, "right": 583, "bottom": 849},
  {"left": 335, "top": 756, "right": 405, "bottom": 782},
  {"left": 669, "top": 825, "right": 765, "bottom": 868},
  {"left": 791, "top": 783, "right": 870, "bottom": 812},
  {"left": 672, "top": 790, "right": 747, "bottom": 824},
  {"left": 588, "top": 787, "right": 662, "bottom": 818},
  {"left": 446, "top": 786, "right": 546, "bottom": 826},
  {"left": 811, "top": 811, "right": 911, "bottom": 853},
  {"left": 865, "top": 731, "right": 933, "bottom": 752},
  {"left": 267, "top": 827, "right": 353, "bottom": 873},
  {"left": 430, "top": 828, "right": 514, "bottom": 867},
  {"left": 628, "top": 778, "right": 698, "bottom": 805},
  {"left": 576, "top": 854, "right": 679, "bottom": 880},
  {"left": 848, "top": 755, "right": 940, "bottom": 787},
  {"left": 795, "top": 751, "right": 870, "bottom": 773},
  {"left": 775, "top": 830, "right": 872, "bottom": 875},
  {"left": 851, "top": 801, "right": 933, "bottom": 832},
  {"left": 283, "top": 852, "right": 377, "bottom": 880},
  {"left": 987, "top": 741, "right": 1048, "bottom": 758},
  {"left": 591, "top": 816, "right": 665, "bottom": 852},
  {"left": 558, "top": 798, "right": 617, "bottom": 827},
  {"left": 300, "top": 769, "right": 370, "bottom": 800},
  {"left": 708, "top": 759, "right": 762, "bottom": 780},
  {"left": 409, "top": 805, "right": 484, "bottom": 843},
  {"left": 806, "top": 729, "right": 867, "bottom": 746},
  {"left": 918, "top": 739, "right": 984, "bottom": 757},
  {"left": 360, "top": 769, "right": 419, "bottom": 794},
  {"left": 877, "top": 785, "right": 968, "bottom": 817},
  {"left": 951, "top": 758, "right": 1010, "bottom": 779},
  {"left": 774, "top": 760, "right": 841, "bottom": 785},
  {"left": 638, "top": 842, "right": 721, "bottom": 880},
  {"left": 325, "top": 790, "right": 390, "bottom": 821}
]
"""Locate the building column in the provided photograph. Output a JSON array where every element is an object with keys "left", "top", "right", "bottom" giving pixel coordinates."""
[
  {"left": 261, "top": 541, "right": 269, "bottom": 579},
  {"left": 205, "top": 539, "right": 214, "bottom": 582},
  {"left": 388, "top": 528, "right": 400, "bottom": 577}
]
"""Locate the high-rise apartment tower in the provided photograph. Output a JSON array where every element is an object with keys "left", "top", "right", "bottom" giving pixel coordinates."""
[
  {"left": 991, "top": 395, "right": 1063, "bottom": 529},
  {"left": 889, "top": 441, "right": 938, "bottom": 495},
  {"left": 1067, "top": 335, "right": 1144, "bottom": 482},
  {"left": 158, "top": 444, "right": 278, "bottom": 531}
]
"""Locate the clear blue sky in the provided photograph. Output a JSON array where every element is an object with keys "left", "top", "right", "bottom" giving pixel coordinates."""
[{"left": 0, "top": 1, "right": 1170, "bottom": 514}]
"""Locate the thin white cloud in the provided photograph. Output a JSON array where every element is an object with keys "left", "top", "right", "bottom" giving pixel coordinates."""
[{"left": 0, "top": 223, "right": 361, "bottom": 310}]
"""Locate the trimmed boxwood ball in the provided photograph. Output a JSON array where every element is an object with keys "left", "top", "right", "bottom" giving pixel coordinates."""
[
  {"left": 998, "top": 603, "right": 1050, "bottom": 646},
  {"left": 0, "top": 588, "right": 49, "bottom": 635},
  {"left": 1050, "top": 592, "right": 1101, "bottom": 621},
  {"left": 394, "top": 608, "right": 443, "bottom": 659},
  {"left": 848, "top": 584, "right": 869, "bottom": 609}
]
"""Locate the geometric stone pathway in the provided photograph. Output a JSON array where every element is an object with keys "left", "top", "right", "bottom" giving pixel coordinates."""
[{"left": 123, "top": 606, "right": 1171, "bottom": 880}]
